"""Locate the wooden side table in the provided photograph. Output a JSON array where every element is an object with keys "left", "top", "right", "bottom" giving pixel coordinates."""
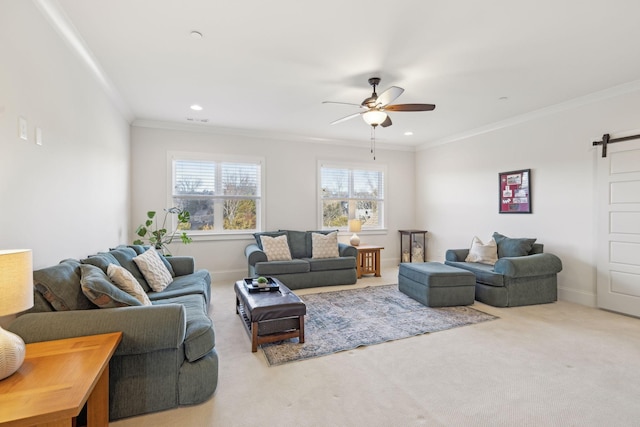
[
  {"left": 0, "top": 332, "right": 122, "bottom": 427},
  {"left": 356, "top": 245, "right": 384, "bottom": 278}
]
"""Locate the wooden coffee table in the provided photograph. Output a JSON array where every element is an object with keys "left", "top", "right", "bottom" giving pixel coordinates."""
[
  {"left": 0, "top": 332, "right": 122, "bottom": 427},
  {"left": 235, "top": 278, "right": 306, "bottom": 352}
]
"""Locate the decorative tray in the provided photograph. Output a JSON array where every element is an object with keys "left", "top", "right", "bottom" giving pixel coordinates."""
[{"left": 243, "top": 277, "right": 280, "bottom": 293}]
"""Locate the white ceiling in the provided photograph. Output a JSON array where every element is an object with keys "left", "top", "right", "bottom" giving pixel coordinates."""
[{"left": 47, "top": 0, "right": 640, "bottom": 148}]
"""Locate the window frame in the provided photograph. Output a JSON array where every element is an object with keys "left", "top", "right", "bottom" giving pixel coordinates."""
[
  {"left": 317, "top": 160, "right": 387, "bottom": 232},
  {"left": 168, "top": 151, "right": 265, "bottom": 240}
]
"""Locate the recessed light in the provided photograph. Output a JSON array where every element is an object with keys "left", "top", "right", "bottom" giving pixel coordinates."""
[
  {"left": 190, "top": 31, "right": 203, "bottom": 39},
  {"left": 404, "top": 131, "right": 414, "bottom": 136},
  {"left": 190, "top": 104, "right": 203, "bottom": 111}
]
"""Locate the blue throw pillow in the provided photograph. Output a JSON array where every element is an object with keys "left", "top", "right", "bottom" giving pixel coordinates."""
[{"left": 492, "top": 232, "right": 537, "bottom": 258}]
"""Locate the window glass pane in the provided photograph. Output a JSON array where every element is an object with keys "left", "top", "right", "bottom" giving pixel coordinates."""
[
  {"left": 174, "top": 160, "right": 215, "bottom": 195},
  {"left": 224, "top": 199, "right": 257, "bottom": 230},
  {"left": 353, "top": 169, "right": 383, "bottom": 199},
  {"left": 222, "top": 163, "right": 260, "bottom": 196},
  {"left": 321, "top": 168, "right": 349, "bottom": 198},
  {"left": 173, "top": 198, "right": 214, "bottom": 231},
  {"left": 322, "top": 200, "right": 348, "bottom": 227}
]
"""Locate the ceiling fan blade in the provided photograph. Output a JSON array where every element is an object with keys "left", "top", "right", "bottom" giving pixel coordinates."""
[
  {"left": 330, "top": 112, "right": 362, "bottom": 125},
  {"left": 375, "top": 86, "right": 404, "bottom": 107},
  {"left": 380, "top": 116, "right": 392, "bottom": 128},
  {"left": 322, "top": 101, "right": 366, "bottom": 108},
  {"left": 384, "top": 103, "right": 436, "bottom": 112}
]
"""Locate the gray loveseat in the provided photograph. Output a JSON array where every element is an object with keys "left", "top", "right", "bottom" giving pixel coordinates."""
[
  {"left": 8, "top": 245, "right": 218, "bottom": 420},
  {"left": 445, "top": 233, "right": 563, "bottom": 307},
  {"left": 245, "top": 230, "right": 357, "bottom": 290}
]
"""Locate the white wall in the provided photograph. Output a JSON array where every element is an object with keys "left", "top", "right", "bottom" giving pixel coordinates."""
[
  {"left": 416, "top": 87, "right": 640, "bottom": 306},
  {"left": 0, "top": 1, "right": 130, "bottom": 269},
  {"left": 130, "top": 125, "right": 416, "bottom": 281}
]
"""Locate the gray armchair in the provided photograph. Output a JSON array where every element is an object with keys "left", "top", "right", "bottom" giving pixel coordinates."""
[{"left": 445, "top": 242, "right": 562, "bottom": 307}]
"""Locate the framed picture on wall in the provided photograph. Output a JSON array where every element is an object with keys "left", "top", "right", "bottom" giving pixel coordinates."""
[{"left": 499, "top": 169, "right": 531, "bottom": 213}]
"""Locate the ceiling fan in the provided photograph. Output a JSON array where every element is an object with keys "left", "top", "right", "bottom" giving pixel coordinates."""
[{"left": 323, "top": 77, "right": 436, "bottom": 128}]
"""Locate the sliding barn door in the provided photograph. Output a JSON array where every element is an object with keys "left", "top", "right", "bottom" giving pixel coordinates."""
[{"left": 597, "top": 139, "right": 640, "bottom": 317}]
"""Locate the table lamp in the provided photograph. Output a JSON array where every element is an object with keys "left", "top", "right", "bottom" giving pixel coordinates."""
[
  {"left": 0, "top": 249, "right": 34, "bottom": 380},
  {"left": 348, "top": 219, "right": 362, "bottom": 246}
]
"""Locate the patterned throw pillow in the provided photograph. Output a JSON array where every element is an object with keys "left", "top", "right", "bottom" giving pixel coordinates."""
[
  {"left": 465, "top": 236, "right": 498, "bottom": 265},
  {"left": 107, "top": 264, "right": 152, "bottom": 306},
  {"left": 311, "top": 231, "right": 339, "bottom": 259},
  {"left": 133, "top": 248, "right": 173, "bottom": 292},
  {"left": 79, "top": 264, "right": 142, "bottom": 308},
  {"left": 260, "top": 235, "right": 293, "bottom": 261}
]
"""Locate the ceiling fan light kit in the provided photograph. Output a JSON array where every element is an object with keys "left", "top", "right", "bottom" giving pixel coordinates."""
[{"left": 325, "top": 77, "right": 436, "bottom": 159}]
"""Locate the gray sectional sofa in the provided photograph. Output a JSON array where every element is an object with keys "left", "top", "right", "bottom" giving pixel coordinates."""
[
  {"left": 445, "top": 233, "right": 563, "bottom": 307},
  {"left": 8, "top": 245, "right": 217, "bottom": 420},
  {"left": 245, "top": 230, "right": 357, "bottom": 289}
]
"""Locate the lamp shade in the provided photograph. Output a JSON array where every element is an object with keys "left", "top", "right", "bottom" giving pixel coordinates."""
[
  {"left": 362, "top": 110, "right": 388, "bottom": 126},
  {"left": 0, "top": 249, "right": 33, "bottom": 316},
  {"left": 348, "top": 219, "right": 362, "bottom": 233}
]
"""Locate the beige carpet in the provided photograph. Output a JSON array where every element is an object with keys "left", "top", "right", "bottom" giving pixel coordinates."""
[{"left": 111, "top": 268, "right": 640, "bottom": 427}]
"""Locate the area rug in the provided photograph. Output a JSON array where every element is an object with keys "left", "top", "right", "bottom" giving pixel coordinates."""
[{"left": 261, "top": 284, "right": 497, "bottom": 366}]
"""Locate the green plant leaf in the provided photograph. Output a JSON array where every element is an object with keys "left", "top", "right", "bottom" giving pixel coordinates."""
[
  {"left": 147, "top": 211, "right": 156, "bottom": 219},
  {"left": 133, "top": 239, "right": 143, "bottom": 245},
  {"left": 145, "top": 219, "right": 153, "bottom": 227},
  {"left": 136, "top": 226, "right": 147, "bottom": 237}
]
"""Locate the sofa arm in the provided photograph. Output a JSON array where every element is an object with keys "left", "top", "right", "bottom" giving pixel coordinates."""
[
  {"left": 494, "top": 253, "right": 563, "bottom": 278},
  {"left": 9, "top": 304, "right": 186, "bottom": 356},
  {"left": 445, "top": 249, "right": 469, "bottom": 262},
  {"left": 339, "top": 243, "right": 357, "bottom": 258},
  {"left": 245, "top": 244, "right": 268, "bottom": 266},
  {"left": 167, "top": 256, "right": 195, "bottom": 276}
]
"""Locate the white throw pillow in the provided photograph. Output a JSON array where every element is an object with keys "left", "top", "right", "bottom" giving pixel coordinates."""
[
  {"left": 133, "top": 248, "right": 173, "bottom": 292},
  {"left": 465, "top": 236, "right": 499, "bottom": 265},
  {"left": 312, "top": 231, "right": 339, "bottom": 259},
  {"left": 260, "top": 235, "right": 293, "bottom": 261},
  {"left": 107, "top": 263, "right": 152, "bottom": 306}
]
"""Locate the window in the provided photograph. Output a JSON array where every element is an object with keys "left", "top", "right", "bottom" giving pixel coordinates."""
[
  {"left": 170, "top": 154, "right": 263, "bottom": 234},
  {"left": 319, "top": 162, "right": 385, "bottom": 230}
]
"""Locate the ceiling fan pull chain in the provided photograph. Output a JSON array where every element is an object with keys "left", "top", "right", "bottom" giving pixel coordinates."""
[{"left": 370, "top": 126, "right": 376, "bottom": 160}]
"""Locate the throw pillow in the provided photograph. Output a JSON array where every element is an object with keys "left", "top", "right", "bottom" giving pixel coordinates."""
[
  {"left": 33, "top": 259, "right": 95, "bottom": 311},
  {"left": 133, "top": 248, "right": 174, "bottom": 292},
  {"left": 465, "top": 236, "right": 498, "bottom": 265},
  {"left": 253, "top": 231, "right": 287, "bottom": 250},
  {"left": 107, "top": 264, "right": 152, "bottom": 306},
  {"left": 492, "top": 232, "right": 537, "bottom": 258},
  {"left": 311, "top": 231, "right": 339, "bottom": 259},
  {"left": 260, "top": 234, "right": 293, "bottom": 261},
  {"left": 79, "top": 264, "right": 142, "bottom": 308}
]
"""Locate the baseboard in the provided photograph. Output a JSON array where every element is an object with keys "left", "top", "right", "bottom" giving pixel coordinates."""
[{"left": 558, "top": 286, "right": 596, "bottom": 307}]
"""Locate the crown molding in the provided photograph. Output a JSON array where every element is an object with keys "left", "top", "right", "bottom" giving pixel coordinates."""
[
  {"left": 418, "top": 79, "right": 640, "bottom": 151},
  {"left": 33, "top": 0, "right": 134, "bottom": 122}
]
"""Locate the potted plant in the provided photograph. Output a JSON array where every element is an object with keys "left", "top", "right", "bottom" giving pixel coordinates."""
[{"left": 133, "top": 207, "right": 192, "bottom": 255}]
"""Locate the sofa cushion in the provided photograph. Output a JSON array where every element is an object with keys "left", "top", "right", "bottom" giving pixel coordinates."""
[
  {"left": 311, "top": 231, "right": 339, "bottom": 259},
  {"left": 80, "top": 264, "right": 142, "bottom": 308},
  {"left": 493, "top": 232, "right": 537, "bottom": 258},
  {"left": 254, "top": 259, "right": 310, "bottom": 275},
  {"left": 81, "top": 252, "right": 121, "bottom": 273},
  {"left": 152, "top": 294, "right": 215, "bottom": 362},
  {"left": 306, "top": 256, "right": 356, "bottom": 272},
  {"left": 253, "top": 231, "right": 287, "bottom": 250},
  {"left": 34, "top": 259, "right": 95, "bottom": 311},
  {"left": 147, "top": 271, "right": 211, "bottom": 304},
  {"left": 279, "top": 230, "right": 308, "bottom": 258},
  {"left": 108, "top": 247, "right": 152, "bottom": 292},
  {"left": 445, "top": 261, "right": 505, "bottom": 287},
  {"left": 260, "top": 235, "right": 293, "bottom": 261},
  {"left": 107, "top": 264, "right": 152, "bottom": 306},
  {"left": 133, "top": 248, "right": 173, "bottom": 292},
  {"left": 465, "top": 236, "right": 498, "bottom": 265}
]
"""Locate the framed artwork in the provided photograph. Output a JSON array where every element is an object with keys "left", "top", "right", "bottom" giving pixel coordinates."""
[{"left": 499, "top": 169, "right": 531, "bottom": 213}]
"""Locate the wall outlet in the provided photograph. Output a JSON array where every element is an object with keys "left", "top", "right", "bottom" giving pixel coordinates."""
[
  {"left": 18, "top": 116, "right": 27, "bottom": 140},
  {"left": 35, "top": 127, "right": 43, "bottom": 146}
]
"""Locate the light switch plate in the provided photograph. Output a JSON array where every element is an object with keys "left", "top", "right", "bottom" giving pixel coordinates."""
[
  {"left": 18, "top": 116, "right": 27, "bottom": 140},
  {"left": 35, "top": 127, "right": 43, "bottom": 146}
]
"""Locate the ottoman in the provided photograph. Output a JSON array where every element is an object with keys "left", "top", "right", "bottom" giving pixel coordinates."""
[{"left": 398, "top": 262, "right": 476, "bottom": 307}]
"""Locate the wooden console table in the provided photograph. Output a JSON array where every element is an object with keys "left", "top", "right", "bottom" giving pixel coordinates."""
[
  {"left": 0, "top": 332, "right": 122, "bottom": 427},
  {"left": 356, "top": 245, "right": 384, "bottom": 278}
]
